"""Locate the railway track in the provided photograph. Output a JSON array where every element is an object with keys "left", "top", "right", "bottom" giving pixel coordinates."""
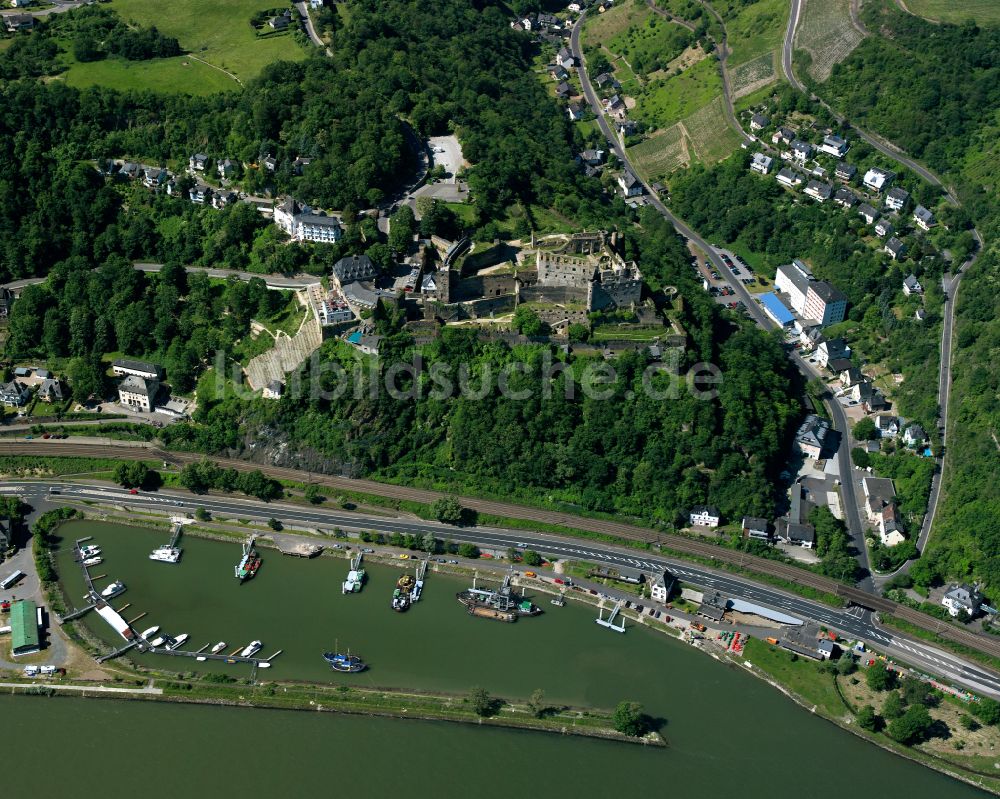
[{"left": 5, "top": 440, "right": 1000, "bottom": 662}]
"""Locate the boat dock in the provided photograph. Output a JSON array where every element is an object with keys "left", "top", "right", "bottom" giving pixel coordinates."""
[
  {"left": 276, "top": 540, "right": 322, "bottom": 558},
  {"left": 596, "top": 599, "right": 626, "bottom": 633},
  {"left": 168, "top": 522, "right": 183, "bottom": 548}
]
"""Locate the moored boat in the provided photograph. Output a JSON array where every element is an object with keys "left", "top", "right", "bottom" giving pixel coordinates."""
[
  {"left": 210, "top": 641, "right": 227, "bottom": 654},
  {"left": 149, "top": 635, "right": 167, "bottom": 647},
  {"left": 79, "top": 545, "right": 101, "bottom": 559},
  {"left": 456, "top": 569, "right": 541, "bottom": 622},
  {"left": 139, "top": 625, "right": 159, "bottom": 641},
  {"left": 150, "top": 546, "right": 181, "bottom": 564},
  {"left": 323, "top": 651, "right": 366, "bottom": 673},
  {"left": 392, "top": 573, "right": 414, "bottom": 611},
  {"left": 239, "top": 640, "right": 262, "bottom": 658},
  {"left": 169, "top": 633, "right": 189, "bottom": 650},
  {"left": 100, "top": 580, "right": 126, "bottom": 599},
  {"left": 83, "top": 557, "right": 102, "bottom": 567}
]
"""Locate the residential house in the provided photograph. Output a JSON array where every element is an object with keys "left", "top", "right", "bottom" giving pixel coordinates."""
[
  {"left": 862, "top": 476, "right": 898, "bottom": 537},
  {"left": 578, "top": 149, "right": 605, "bottom": 166},
  {"left": 555, "top": 82, "right": 572, "bottom": 99},
  {"left": 0, "top": 287, "right": 13, "bottom": 318},
  {"left": 211, "top": 191, "right": 237, "bottom": 210},
  {"left": 4, "top": 13, "right": 35, "bottom": 31},
  {"left": 857, "top": 203, "right": 878, "bottom": 225},
  {"left": 865, "top": 390, "right": 889, "bottom": 413},
  {"left": 799, "top": 325, "right": 824, "bottom": 349},
  {"left": 217, "top": 159, "right": 238, "bottom": 179},
  {"left": 835, "top": 162, "right": 857, "bottom": 182},
  {"left": 618, "top": 170, "right": 643, "bottom": 197},
  {"left": 189, "top": 153, "right": 209, "bottom": 172},
  {"left": 818, "top": 134, "right": 849, "bottom": 157},
  {"left": 143, "top": 167, "right": 169, "bottom": 189},
  {"left": 537, "top": 12, "right": 559, "bottom": 28},
  {"left": 742, "top": 517, "right": 770, "bottom": 542},
  {"left": 309, "top": 0, "right": 323, "bottom": 8},
  {"left": 292, "top": 156, "right": 311, "bottom": 175},
  {"left": 13, "top": 367, "right": 30, "bottom": 378},
  {"left": 834, "top": 187, "right": 857, "bottom": 208},
  {"left": 915, "top": 308, "right": 927, "bottom": 322},
  {"left": 268, "top": 10, "right": 292, "bottom": 29},
  {"left": 118, "top": 375, "right": 157, "bottom": 413},
  {"left": 262, "top": 154, "right": 278, "bottom": 172},
  {"left": 548, "top": 64, "right": 569, "bottom": 82},
  {"left": 790, "top": 139, "right": 813, "bottom": 163},
  {"left": 826, "top": 357, "right": 853, "bottom": 375},
  {"left": 850, "top": 380, "right": 875, "bottom": 406},
  {"left": 696, "top": 592, "right": 728, "bottom": 622},
  {"left": 885, "top": 186, "right": 910, "bottom": 212},
  {"left": 902, "top": 274, "right": 923, "bottom": 296},
  {"left": 274, "top": 198, "right": 343, "bottom": 244},
  {"left": 615, "top": 119, "right": 637, "bottom": 137},
  {"left": 942, "top": 584, "right": 982, "bottom": 618},
  {"left": 649, "top": 570, "right": 677, "bottom": 603},
  {"left": 604, "top": 94, "right": 623, "bottom": 112},
  {"left": 863, "top": 167, "right": 894, "bottom": 192},
  {"left": 875, "top": 415, "right": 899, "bottom": 438},
  {"left": 815, "top": 337, "right": 851, "bottom": 368},
  {"left": 37, "top": 378, "right": 63, "bottom": 403},
  {"left": 750, "top": 152, "right": 773, "bottom": 175},
  {"left": 556, "top": 47, "right": 575, "bottom": 69},
  {"left": 884, "top": 237, "right": 907, "bottom": 260},
  {"left": 567, "top": 102, "right": 584, "bottom": 122},
  {"left": 771, "top": 126, "right": 795, "bottom": 146},
  {"left": 913, "top": 205, "right": 935, "bottom": 230},
  {"left": 817, "top": 639, "right": 838, "bottom": 660},
  {"left": 776, "top": 167, "right": 803, "bottom": 188},
  {"left": 775, "top": 520, "right": 816, "bottom": 548},
  {"left": 594, "top": 72, "right": 618, "bottom": 89},
  {"left": 839, "top": 366, "right": 864, "bottom": 387},
  {"left": 119, "top": 161, "right": 142, "bottom": 180},
  {"left": 879, "top": 502, "right": 906, "bottom": 547},
  {"left": 804, "top": 180, "right": 832, "bottom": 202},
  {"left": 262, "top": 380, "right": 284, "bottom": 400},
  {"left": 795, "top": 414, "right": 830, "bottom": 458},
  {"left": 903, "top": 423, "right": 927, "bottom": 448},
  {"left": 750, "top": 113, "right": 769, "bottom": 131},
  {"left": 111, "top": 359, "right": 163, "bottom": 381},
  {"left": 874, "top": 218, "right": 894, "bottom": 238},
  {"left": 689, "top": 506, "right": 721, "bottom": 528},
  {"left": 0, "top": 381, "right": 30, "bottom": 407}
]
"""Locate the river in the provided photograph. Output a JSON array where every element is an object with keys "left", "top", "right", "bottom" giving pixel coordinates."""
[{"left": 2, "top": 520, "right": 983, "bottom": 797}]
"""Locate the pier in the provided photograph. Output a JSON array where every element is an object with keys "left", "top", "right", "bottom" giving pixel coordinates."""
[
  {"left": 168, "top": 522, "right": 183, "bottom": 548},
  {"left": 596, "top": 599, "right": 626, "bottom": 633},
  {"left": 276, "top": 540, "right": 322, "bottom": 558}
]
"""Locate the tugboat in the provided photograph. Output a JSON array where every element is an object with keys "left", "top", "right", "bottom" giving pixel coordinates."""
[
  {"left": 392, "top": 574, "right": 414, "bottom": 611},
  {"left": 456, "top": 569, "right": 542, "bottom": 622},
  {"left": 323, "top": 649, "right": 366, "bottom": 673},
  {"left": 100, "top": 580, "right": 126, "bottom": 600},
  {"left": 234, "top": 536, "right": 261, "bottom": 583}
]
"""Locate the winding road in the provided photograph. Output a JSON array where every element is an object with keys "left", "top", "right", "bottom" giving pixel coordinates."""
[
  {"left": 570, "top": 13, "right": 871, "bottom": 585},
  {"left": 780, "top": 0, "right": 983, "bottom": 578}
]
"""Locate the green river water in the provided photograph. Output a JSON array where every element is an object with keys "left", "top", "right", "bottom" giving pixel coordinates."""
[{"left": 1, "top": 520, "right": 984, "bottom": 798}]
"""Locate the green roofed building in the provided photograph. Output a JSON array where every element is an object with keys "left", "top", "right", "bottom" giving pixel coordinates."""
[{"left": 10, "top": 599, "right": 40, "bottom": 656}]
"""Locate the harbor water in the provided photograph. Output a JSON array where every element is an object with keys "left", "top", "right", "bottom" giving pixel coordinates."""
[{"left": 4, "top": 519, "right": 984, "bottom": 798}]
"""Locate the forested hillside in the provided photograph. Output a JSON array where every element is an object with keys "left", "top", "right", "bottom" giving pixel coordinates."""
[{"left": 817, "top": 2, "right": 1000, "bottom": 591}]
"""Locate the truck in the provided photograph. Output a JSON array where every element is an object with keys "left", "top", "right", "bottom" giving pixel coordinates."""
[{"left": 690, "top": 622, "right": 707, "bottom": 633}]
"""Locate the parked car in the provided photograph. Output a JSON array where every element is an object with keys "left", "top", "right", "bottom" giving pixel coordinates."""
[{"left": 361, "top": 547, "right": 375, "bottom": 554}]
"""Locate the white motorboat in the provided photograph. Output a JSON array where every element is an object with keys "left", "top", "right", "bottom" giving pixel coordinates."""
[
  {"left": 258, "top": 662, "right": 271, "bottom": 669},
  {"left": 196, "top": 656, "right": 207, "bottom": 662},
  {"left": 210, "top": 641, "right": 226, "bottom": 654},
  {"left": 79, "top": 545, "right": 101, "bottom": 558},
  {"left": 83, "top": 557, "right": 102, "bottom": 567},
  {"left": 100, "top": 580, "right": 126, "bottom": 599},
  {"left": 149, "top": 635, "right": 166, "bottom": 647},
  {"left": 139, "top": 625, "right": 159, "bottom": 640},
  {"left": 149, "top": 546, "right": 181, "bottom": 563},
  {"left": 169, "top": 634, "right": 189, "bottom": 650},
  {"left": 239, "top": 640, "right": 262, "bottom": 658}
]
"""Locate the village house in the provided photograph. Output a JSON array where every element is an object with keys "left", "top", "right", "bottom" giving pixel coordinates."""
[
  {"left": 617, "top": 170, "right": 643, "bottom": 197},
  {"left": 834, "top": 162, "right": 857, "bottom": 183},
  {"left": 776, "top": 167, "right": 803, "bottom": 188},
  {"left": 774, "top": 520, "right": 816, "bottom": 548},
  {"left": 790, "top": 139, "right": 813, "bottom": 164},
  {"left": 913, "top": 205, "right": 935, "bottom": 230},
  {"left": 903, "top": 423, "right": 927, "bottom": 448},
  {"left": 650, "top": 570, "right": 677, "bottom": 604},
  {"left": 118, "top": 375, "right": 157, "bottom": 413},
  {"left": 548, "top": 64, "right": 569, "bottom": 82},
  {"left": 4, "top": 13, "right": 35, "bottom": 31},
  {"left": 332, "top": 254, "right": 377, "bottom": 289},
  {"left": 942, "top": 584, "right": 982, "bottom": 618},
  {"left": 556, "top": 47, "right": 575, "bottom": 69},
  {"left": 834, "top": 187, "right": 857, "bottom": 208},
  {"left": 567, "top": 102, "right": 584, "bottom": 122},
  {"left": 742, "top": 517, "right": 770, "bottom": 542},
  {"left": 795, "top": 414, "right": 830, "bottom": 459},
  {"left": 857, "top": 203, "right": 878, "bottom": 225},
  {"left": 689, "top": 505, "right": 720, "bottom": 528},
  {"left": 262, "top": 380, "right": 284, "bottom": 400},
  {"left": 750, "top": 152, "right": 773, "bottom": 175},
  {"left": 189, "top": 153, "right": 209, "bottom": 172},
  {"left": 0, "top": 381, "right": 30, "bottom": 407},
  {"left": 804, "top": 180, "right": 832, "bottom": 202},
  {"left": 37, "top": 378, "right": 63, "bottom": 403},
  {"left": 839, "top": 366, "right": 864, "bottom": 387},
  {"left": 815, "top": 337, "right": 851, "bottom": 368},
  {"left": 750, "top": 113, "right": 769, "bottom": 131},
  {"left": 818, "top": 134, "right": 849, "bottom": 157},
  {"left": 884, "top": 237, "right": 907, "bottom": 260},
  {"left": 112, "top": 359, "right": 163, "bottom": 381},
  {"left": 189, "top": 184, "right": 211, "bottom": 204},
  {"left": 874, "top": 218, "right": 894, "bottom": 238},
  {"left": 875, "top": 415, "right": 899, "bottom": 438},
  {"left": 274, "top": 197, "right": 343, "bottom": 244},
  {"left": 885, "top": 186, "right": 910, "bottom": 212},
  {"left": 555, "top": 82, "right": 572, "bottom": 99},
  {"left": 212, "top": 191, "right": 237, "bottom": 210},
  {"left": 143, "top": 167, "right": 170, "bottom": 189},
  {"left": 217, "top": 159, "right": 238, "bottom": 179},
  {"left": 771, "top": 126, "right": 795, "bottom": 146},
  {"left": 902, "top": 274, "right": 923, "bottom": 296},
  {"left": 863, "top": 167, "right": 894, "bottom": 192},
  {"left": 578, "top": 149, "right": 605, "bottom": 166},
  {"left": 262, "top": 154, "right": 278, "bottom": 172}
]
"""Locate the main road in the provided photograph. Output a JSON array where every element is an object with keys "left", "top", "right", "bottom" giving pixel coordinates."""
[
  {"left": 569, "top": 13, "right": 872, "bottom": 585},
  {"left": 5, "top": 479, "right": 997, "bottom": 697}
]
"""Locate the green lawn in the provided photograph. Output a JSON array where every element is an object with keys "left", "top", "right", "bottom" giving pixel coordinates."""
[
  {"left": 108, "top": 0, "right": 307, "bottom": 83},
  {"left": 61, "top": 53, "right": 240, "bottom": 95},
  {"left": 633, "top": 57, "right": 723, "bottom": 130},
  {"left": 605, "top": 11, "right": 693, "bottom": 74},
  {"left": 724, "top": 0, "right": 787, "bottom": 66},
  {"left": 902, "top": 0, "right": 1000, "bottom": 26},
  {"left": 742, "top": 638, "right": 849, "bottom": 718}
]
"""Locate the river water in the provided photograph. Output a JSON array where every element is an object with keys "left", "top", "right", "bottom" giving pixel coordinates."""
[{"left": 2, "top": 520, "right": 983, "bottom": 797}]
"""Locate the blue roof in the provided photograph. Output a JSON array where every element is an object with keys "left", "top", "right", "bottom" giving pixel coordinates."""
[{"left": 759, "top": 292, "right": 794, "bottom": 325}]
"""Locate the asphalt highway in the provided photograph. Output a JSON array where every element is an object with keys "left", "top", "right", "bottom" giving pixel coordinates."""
[{"left": 5, "top": 479, "right": 998, "bottom": 697}]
